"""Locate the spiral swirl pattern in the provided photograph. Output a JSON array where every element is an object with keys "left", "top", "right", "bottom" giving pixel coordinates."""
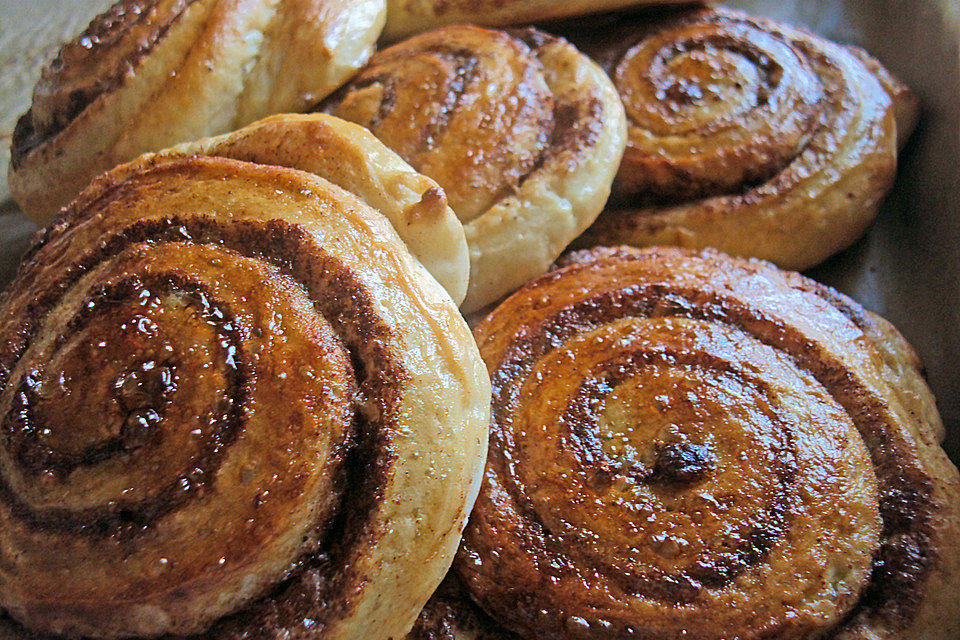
[
  {"left": 322, "top": 25, "right": 626, "bottom": 312},
  {"left": 439, "top": 246, "right": 960, "bottom": 640},
  {"left": 567, "top": 8, "right": 916, "bottom": 271},
  {"left": 9, "top": 0, "right": 387, "bottom": 225},
  {"left": 607, "top": 10, "right": 823, "bottom": 200},
  {"left": 0, "top": 154, "right": 489, "bottom": 639}
]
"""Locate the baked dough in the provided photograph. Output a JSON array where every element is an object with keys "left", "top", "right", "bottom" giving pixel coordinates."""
[
  {"left": 9, "top": 0, "right": 386, "bottom": 225},
  {"left": 566, "top": 7, "right": 919, "bottom": 271},
  {"left": 140, "top": 113, "right": 470, "bottom": 305},
  {"left": 0, "top": 154, "right": 489, "bottom": 640},
  {"left": 409, "top": 246, "right": 960, "bottom": 640},
  {"left": 323, "top": 25, "right": 626, "bottom": 312},
  {"left": 381, "top": 0, "right": 692, "bottom": 42}
]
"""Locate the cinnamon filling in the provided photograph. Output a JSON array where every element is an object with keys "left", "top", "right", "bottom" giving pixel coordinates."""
[
  {"left": 322, "top": 26, "right": 609, "bottom": 223},
  {"left": 454, "top": 248, "right": 939, "bottom": 639},
  {"left": 11, "top": 0, "right": 201, "bottom": 167},
  {"left": 0, "top": 160, "right": 413, "bottom": 638}
]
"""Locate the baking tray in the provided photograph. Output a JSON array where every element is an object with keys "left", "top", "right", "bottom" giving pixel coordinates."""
[{"left": 1, "top": 0, "right": 958, "bottom": 462}]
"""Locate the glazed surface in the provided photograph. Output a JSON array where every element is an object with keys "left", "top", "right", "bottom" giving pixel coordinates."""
[
  {"left": 412, "top": 246, "right": 960, "bottom": 640},
  {"left": 324, "top": 25, "right": 626, "bottom": 312},
  {"left": 566, "top": 7, "right": 916, "bottom": 271},
  {"left": 0, "top": 154, "right": 490, "bottom": 640},
  {"left": 10, "top": 0, "right": 387, "bottom": 224}
]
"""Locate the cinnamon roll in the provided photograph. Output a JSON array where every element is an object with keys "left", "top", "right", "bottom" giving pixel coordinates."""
[
  {"left": 411, "top": 246, "right": 960, "bottom": 640},
  {"left": 567, "top": 8, "right": 920, "bottom": 271},
  {"left": 138, "top": 113, "right": 470, "bottom": 305},
  {"left": 322, "top": 25, "right": 627, "bottom": 313},
  {"left": 0, "top": 154, "right": 490, "bottom": 639},
  {"left": 9, "top": 0, "right": 387, "bottom": 226},
  {"left": 380, "top": 0, "right": 695, "bottom": 42}
]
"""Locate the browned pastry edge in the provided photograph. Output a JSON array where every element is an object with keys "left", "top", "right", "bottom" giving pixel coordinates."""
[
  {"left": 845, "top": 44, "right": 921, "bottom": 149},
  {"left": 0, "top": 154, "right": 490, "bottom": 640},
  {"left": 11, "top": 0, "right": 200, "bottom": 168},
  {"left": 441, "top": 245, "right": 959, "bottom": 640},
  {"left": 0, "top": 163, "right": 405, "bottom": 638}
]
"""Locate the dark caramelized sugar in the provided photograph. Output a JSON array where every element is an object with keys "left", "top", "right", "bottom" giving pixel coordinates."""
[
  {"left": 0, "top": 159, "right": 414, "bottom": 637},
  {"left": 457, "top": 247, "right": 936, "bottom": 638},
  {"left": 649, "top": 441, "right": 716, "bottom": 486},
  {"left": 0, "top": 275, "right": 247, "bottom": 536}
]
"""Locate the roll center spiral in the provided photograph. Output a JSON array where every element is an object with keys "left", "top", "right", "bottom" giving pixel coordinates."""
[
  {"left": 602, "top": 13, "right": 825, "bottom": 201},
  {"left": 0, "top": 274, "right": 245, "bottom": 529},
  {"left": 468, "top": 296, "right": 883, "bottom": 637},
  {"left": 649, "top": 441, "right": 716, "bottom": 487}
]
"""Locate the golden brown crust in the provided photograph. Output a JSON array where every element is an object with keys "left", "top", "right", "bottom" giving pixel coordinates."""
[
  {"left": 16, "top": 0, "right": 198, "bottom": 151},
  {"left": 323, "top": 25, "right": 626, "bottom": 312},
  {"left": 138, "top": 113, "right": 470, "bottom": 305},
  {"left": 381, "top": 0, "right": 698, "bottom": 42},
  {"left": 567, "top": 8, "right": 911, "bottom": 271},
  {"left": 0, "top": 155, "right": 490, "bottom": 639},
  {"left": 422, "top": 246, "right": 960, "bottom": 640},
  {"left": 845, "top": 44, "right": 921, "bottom": 150},
  {"left": 9, "top": 0, "right": 387, "bottom": 226}
]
